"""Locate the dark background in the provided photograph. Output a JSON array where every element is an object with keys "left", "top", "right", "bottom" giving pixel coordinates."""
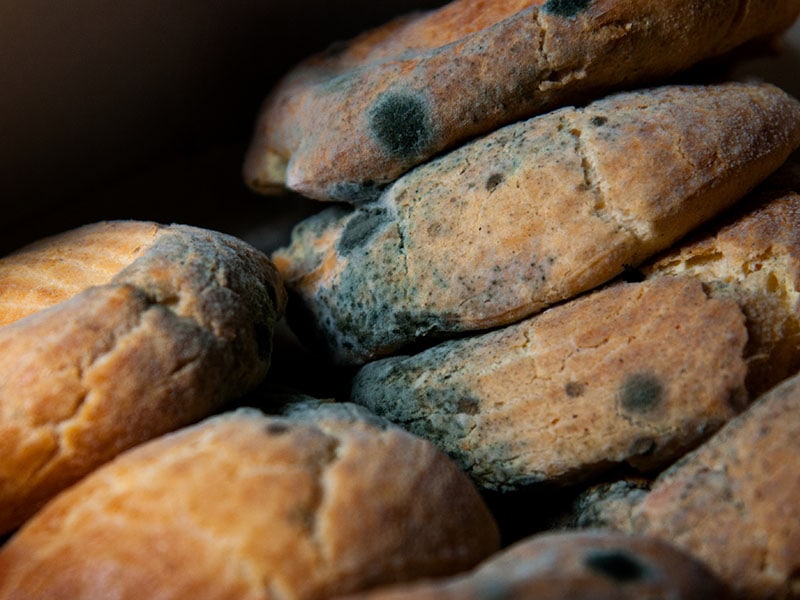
[{"left": 0, "top": 0, "right": 446, "bottom": 256}]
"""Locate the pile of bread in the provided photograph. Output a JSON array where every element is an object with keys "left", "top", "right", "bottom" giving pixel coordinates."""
[{"left": 2, "top": 1, "right": 800, "bottom": 598}]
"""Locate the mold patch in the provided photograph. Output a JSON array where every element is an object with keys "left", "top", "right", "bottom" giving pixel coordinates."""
[
  {"left": 369, "top": 92, "right": 433, "bottom": 159},
  {"left": 584, "top": 549, "right": 651, "bottom": 582},
  {"left": 486, "top": 173, "right": 504, "bottom": 192},
  {"left": 327, "top": 180, "right": 386, "bottom": 204},
  {"left": 265, "top": 422, "right": 290, "bottom": 436},
  {"left": 337, "top": 207, "right": 394, "bottom": 256},
  {"left": 565, "top": 381, "right": 586, "bottom": 397},
  {"left": 543, "top": 0, "right": 592, "bottom": 18},
  {"left": 618, "top": 372, "right": 664, "bottom": 415}
]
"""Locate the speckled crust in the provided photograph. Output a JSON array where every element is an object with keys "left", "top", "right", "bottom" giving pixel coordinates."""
[
  {"left": 0, "top": 221, "right": 286, "bottom": 535},
  {"left": 0, "top": 407, "right": 500, "bottom": 600},
  {"left": 643, "top": 161, "right": 800, "bottom": 398},
  {"left": 244, "top": 0, "right": 800, "bottom": 202},
  {"left": 615, "top": 370, "right": 800, "bottom": 599},
  {"left": 333, "top": 530, "right": 731, "bottom": 600},
  {"left": 351, "top": 276, "right": 748, "bottom": 491},
  {"left": 273, "top": 82, "right": 800, "bottom": 366}
]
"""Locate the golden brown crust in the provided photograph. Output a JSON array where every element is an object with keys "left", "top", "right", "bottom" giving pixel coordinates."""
[
  {"left": 0, "top": 407, "right": 500, "bottom": 599},
  {"left": 352, "top": 276, "right": 748, "bottom": 490},
  {"left": 0, "top": 221, "right": 286, "bottom": 534},
  {"left": 244, "top": 0, "right": 800, "bottom": 201},
  {"left": 623, "top": 370, "right": 800, "bottom": 599},
  {"left": 274, "top": 82, "right": 800, "bottom": 365},
  {"left": 0, "top": 221, "right": 160, "bottom": 326},
  {"left": 334, "top": 530, "right": 731, "bottom": 600}
]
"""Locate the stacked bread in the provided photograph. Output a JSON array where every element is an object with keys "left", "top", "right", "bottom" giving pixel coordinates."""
[
  {"left": 2, "top": 1, "right": 800, "bottom": 599},
  {"left": 247, "top": 0, "right": 800, "bottom": 597}
]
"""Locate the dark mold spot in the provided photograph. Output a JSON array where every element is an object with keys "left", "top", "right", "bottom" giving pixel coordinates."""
[
  {"left": 590, "top": 115, "right": 608, "bottom": 126},
  {"left": 544, "top": 0, "right": 592, "bottom": 17},
  {"left": 265, "top": 422, "right": 290, "bottom": 435},
  {"left": 458, "top": 397, "right": 480, "bottom": 415},
  {"left": 584, "top": 549, "right": 651, "bottom": 583},
  {"left": 619, "top": 372, "right": 663, "bottom": 414},
  {"left": 565, "top": 381, "right": 586, "bottom": 397},
  {"left": 337, "top": 207, "right": 393, "bottom": 256},
  {"left": 327, "top": 180, "right": 386, "bottom": 204},
  {"left": 369, "top": 92, "right": 432, "bottom": 159},
  {"left": 486, "top": 173, "right": 504, "bottom": 192}
]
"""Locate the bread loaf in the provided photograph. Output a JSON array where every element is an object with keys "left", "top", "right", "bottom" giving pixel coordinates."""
[
  {"left": 642, "top": 160, "right": 800, "bottom": 397},
  {"left": 274, "top": 82, "right": 800, "bottom": 365},
  {"left": 333, "top": 530, "right": 731, "bottom": 600},
  {"left": 0, "top": 221, "right": 286, "bottom": 534},
  {"left": 351, "top": 276, "right": 748, "bottom": 490},
  {"left": 244, "top": 0, "right": 800, "bottom": 201},
  {"left": 0, "top": 406, "right": 500, "bottom": 599},
  {"left": 616, "top": 369, "right": 800, "bottom": 598}
]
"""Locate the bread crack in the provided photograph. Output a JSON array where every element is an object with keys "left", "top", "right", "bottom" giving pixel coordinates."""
[
  {"left": 303, "top": 433, "right": 342, "bottom": 566},
  {"left": 565, "top": 111, "right": 644, "bottom": 245}
]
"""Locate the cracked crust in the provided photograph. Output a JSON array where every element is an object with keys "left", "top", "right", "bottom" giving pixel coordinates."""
[
  {"left": 273, "top": 82, "right": 800, "bottom": 365},
  {"left": 335, "top": 530, "right": 731, "bottom": 600},
  {"left": 351, "top": 276, "right": 748, "bottom": 490},
  {"left": 0, "top": 221, "right": 287, "bottom": 535},
  {"left": 243, "top": 0, "right": 800, "bottom": 201},
  {"left": 615, "top": 369, "right": 800, "bottom": 598},
  {"left": 642, "top": 160, "right": 800, "bottom": 397},
  {"left": 0, "top": 407, "right": 500, "bottom": 600}
]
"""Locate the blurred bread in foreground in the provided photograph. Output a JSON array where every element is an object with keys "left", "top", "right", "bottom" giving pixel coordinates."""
[
  {"left": 334, "top": 529, "right": 731, "bottom": 600},
  {"left": 0, "top": 406, "right": 500, "bottom": 599},
  {"left": 0, "top": 221, "right": 286, "bottom": 534}
]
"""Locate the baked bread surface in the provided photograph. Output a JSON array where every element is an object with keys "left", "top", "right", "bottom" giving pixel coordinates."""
[
  {"left": 0, "top": 221, "right": 286, "bottom": 534},
  {"left": 275, "top": 82, "right": 800, "bottom": 365},
  {"left": 352, "top": 276, "right": 748, "bottom": 490},
  {"left": 0, "top": 406, "right": 500, "bottom": 600},
  {"left": 245, "top": 0, "right": 800, "bottom": 201}
]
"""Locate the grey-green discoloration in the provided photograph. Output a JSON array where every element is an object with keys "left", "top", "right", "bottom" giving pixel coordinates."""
[
  {"left": 618, "top": 372, "right": 663, "bottom": 414},
  {"left": 369, "top": 92, "right": 433, "bottom": 159},
  {"left": 543, "top": 0, "right": 592, "bottom": 18},
  {"left": 326, "top": 180, "right": 386, "bottom": 204},
  {"left": 584, "top": 549, "right": 652, "bottom": 582},
  {"left": 337, "top": 206, "right": 394, "bottom": 256},
  {"left": 351, "top": 350, "right": 484, "bottom": 471}
]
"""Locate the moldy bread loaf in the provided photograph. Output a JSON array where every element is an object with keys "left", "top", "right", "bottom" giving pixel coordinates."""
[
  {"left": 0, "top": 221, "right": 286, "bottom": 534},
  {"left": 274, "top": 82, "right": 800, "bottom": 365},
  {"left": 244, "top": 0, "right": 800, "bottom": 201}
]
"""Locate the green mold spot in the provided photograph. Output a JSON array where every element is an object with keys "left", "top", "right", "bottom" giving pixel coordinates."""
[
  {"left": 618, "top": 372, "right": 663, "bottom": 414},
  {"left": 544, "top": 0, "right": 592, "bottom": 18},
  {"left": 369, "top": 92, "right": 432, "bottom": 159}
]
